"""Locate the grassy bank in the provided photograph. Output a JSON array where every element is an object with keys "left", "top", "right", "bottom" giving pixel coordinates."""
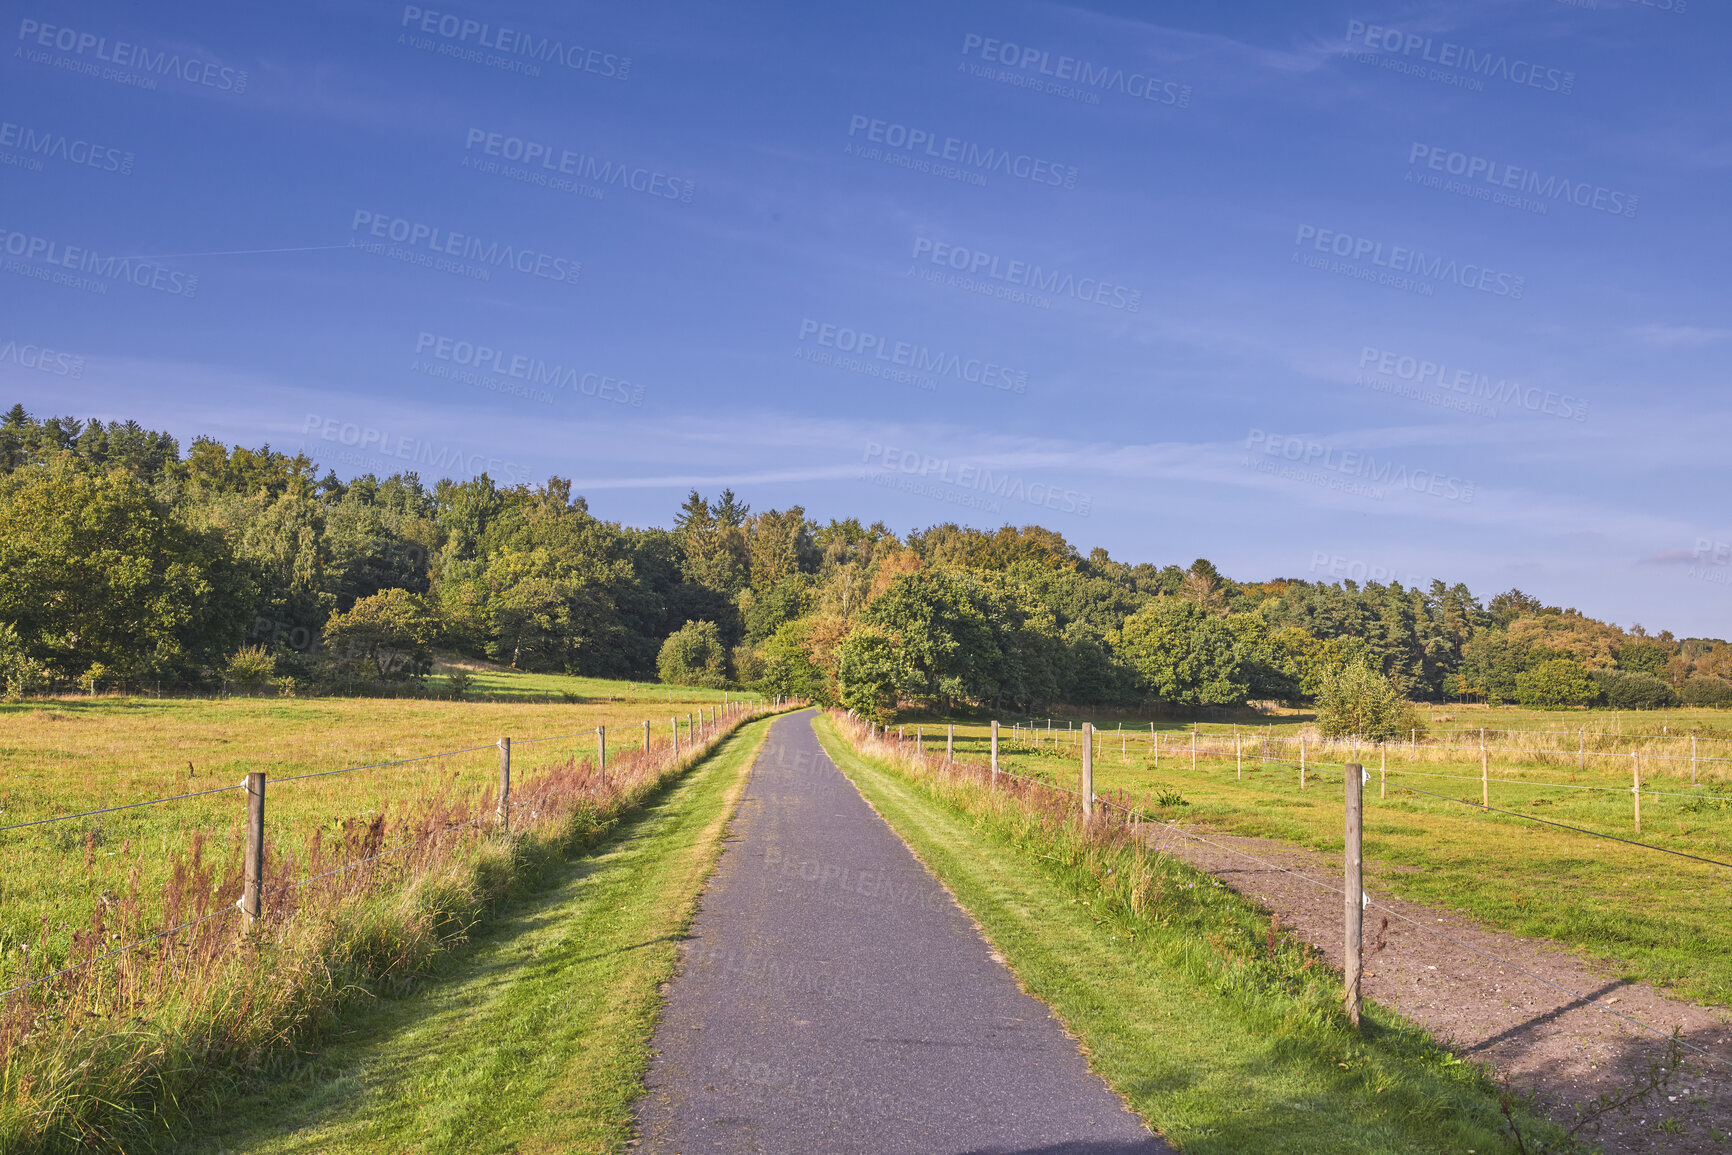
[
  {"left": 0, "top": 687, "right": 776, "bottom": 1152},
  {"left": 815, "top": 713, "right": 1544, "bottom": 1154},
  {"left": 179, "top": 716, "right": 771, "bottom": 1154}
]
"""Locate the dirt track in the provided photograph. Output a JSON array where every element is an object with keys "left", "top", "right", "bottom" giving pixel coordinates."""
[{"left": 1141, "top": 820, "right": 1732, "bottom": 1152}]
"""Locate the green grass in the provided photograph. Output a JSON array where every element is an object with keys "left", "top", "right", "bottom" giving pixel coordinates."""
[
  {"left": 919, "top": 718, "right": 1732, "bottom": 1009},
  {"left": 814, "top": 715, "right": 1541, "bottom": 1154},
  {"left": 176, "top": 715, "right": 770, "bottom": 1154}
]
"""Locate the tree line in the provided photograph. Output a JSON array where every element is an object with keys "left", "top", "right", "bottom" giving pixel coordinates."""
[{"left": 1, "top": 403, "right": 1727, "bottom": 715}]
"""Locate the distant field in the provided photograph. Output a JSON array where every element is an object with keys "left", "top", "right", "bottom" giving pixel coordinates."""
[
  {"left": 918, "top": 707, "right": 1732, "bottom": 1008},
  {"left": 0, "top": 670, "right": 755, "bottom": 988}
]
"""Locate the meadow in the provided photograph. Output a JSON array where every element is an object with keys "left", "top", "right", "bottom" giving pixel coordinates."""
[{"left": 917, "top": 706, "right": 1732, "bottom": 1008}]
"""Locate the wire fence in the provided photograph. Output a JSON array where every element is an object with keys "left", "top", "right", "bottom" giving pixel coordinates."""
[{"left": 0, "top": 696, "right": 783, "bottom": 1007}]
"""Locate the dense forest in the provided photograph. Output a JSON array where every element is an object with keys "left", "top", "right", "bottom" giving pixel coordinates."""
[{"left": 1, "top": 403, "right": 1727, "bottom": 716}]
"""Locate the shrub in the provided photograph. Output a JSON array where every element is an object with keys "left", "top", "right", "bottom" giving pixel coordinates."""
[
  {"left": 224, "top": 644, "right": 278, "bottom": 692},
  {"left": 322, "top": 589, "right": 439, "bottom": 682},
  {"left": 1588, "top": 669, "right": 1679, "bottom": 710},
  {"left": 731, "top": 642, "right": 765, "bottom": 687},
  {"left": 1315, "top": 661, "right": 1423, "bottom": 742},
  {"left": 657, "top": 620, "right": 728, "bottom": 688},
  {"left": 0, "top": 621, "right": 45, "bottom": 700},
  {"left": 446, "top": 670, "right": 473, "bottom": 700},
  {"left": 1513, "top": 658, "right": 1598, "bottom": 708},
  {"left": 1681, "top": 675, "right": 1732, "bottom": 708}
]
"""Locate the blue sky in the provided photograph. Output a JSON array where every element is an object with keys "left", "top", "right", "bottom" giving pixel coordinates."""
[{"left": 2, "top": 0, "right": 1727, "bottom": 635}]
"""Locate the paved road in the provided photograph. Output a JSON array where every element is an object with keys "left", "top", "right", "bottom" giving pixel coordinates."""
[{"left": 635, "top": 711, "right": 1167, "bottom": 1154}]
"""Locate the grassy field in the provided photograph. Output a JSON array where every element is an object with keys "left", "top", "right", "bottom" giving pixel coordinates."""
[
  {"left": 815, "top": 714, "right": 1536, "bottom": 1154},
  {"left": 179, "top": 716, "right": 771, "bottom": 1154},
  {"left": 0, "top": 670, "right": 756, "bottom": 988},
  {"left": 913, "top": 710, "right": 1732, "bottom": 1008}
]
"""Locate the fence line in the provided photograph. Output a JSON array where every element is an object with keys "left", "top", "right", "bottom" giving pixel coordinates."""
[
  {"left": 997, "top": 729, "right": 1732, "bottom": 794},
  {"left": 1007, "top": 720, "right": 1732, "bottom": 769},
  {"left": 2, "top": 704, "right": 764, "bottom": 837},
  {"left": 1, "top": 697, "right": 779, "bottom": 1005}
]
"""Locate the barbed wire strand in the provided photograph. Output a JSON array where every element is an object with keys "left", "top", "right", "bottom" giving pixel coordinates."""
[
  {"left": 0, "top": 783, "right": 242, "bottom": 834},
  {"left": 273, "top": 743, "right": 499, "bottom": 784}
]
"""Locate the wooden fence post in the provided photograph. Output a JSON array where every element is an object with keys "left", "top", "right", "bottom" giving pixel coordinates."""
[
  {"left": 1081, "top": 722, "right": 1094, "bottom": 820},
  {"left": 1344, "top": 762, "right": 1364, "bottom": 1028},
  {"left": 671, "top": 716, "right": 679, "bottom": 757},
  {"left": 497, "top": 737, "right": 511, "bottom": 830},
  {"left": 1633, "top": 753, "right": 1641, "bottom": 833},
  {"left": 243, "top": 771, "right": 266, "bottom": 923},
  {"left": 1409, "top": 728, "right": 1415, "bottom": 760},
  {"left": 643, "top": 719, "right": 650, "bottom": 756},
  {"left": 990, "top": 720, "right": 1000, "bottom": 782},
  {"left": 1481, "top": 728, "right": 1489, "bottom": 808},
  {"left": 597, "top": 726, "right": 607, "bottom": 786},
  {"left": 916, "top": 725, "right": 923, "bottom": 760},
  {"left": 946, "top": 723, "right": 954, "bottom": 763}
]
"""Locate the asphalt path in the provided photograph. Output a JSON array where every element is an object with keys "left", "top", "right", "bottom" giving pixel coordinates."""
[{"left": 634, "top": 710, "right": 1168, "bottom": 1154}]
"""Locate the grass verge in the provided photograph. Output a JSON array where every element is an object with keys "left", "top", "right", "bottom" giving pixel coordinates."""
[
  {"left": 174, "top": 716, "right": 770, "bottom": 1154},
  {"left": 814, "top": 713, "right": 1548, "bottom": 1154}
]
